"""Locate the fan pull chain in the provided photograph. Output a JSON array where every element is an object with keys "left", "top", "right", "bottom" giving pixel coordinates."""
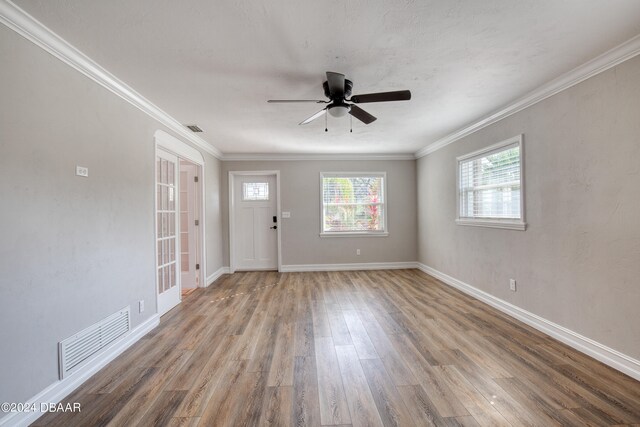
[
  {"left": 350, "top": 114, "right": 353, "bottom": 133},
  {"left": 325, "top": 110, "right": 328, "bottom": 132}
]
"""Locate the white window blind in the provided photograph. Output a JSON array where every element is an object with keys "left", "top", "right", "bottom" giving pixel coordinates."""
[
  {"left": 457, "top": 136, "right": 525, "bottom": 230},
  {"left": 321, "top": 173, "right": 386, "bottom": 234}
]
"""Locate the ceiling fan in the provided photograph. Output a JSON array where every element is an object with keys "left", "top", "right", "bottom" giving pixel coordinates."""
[{"left": 268, "top": 71, "right": 411, "bottom": 127}]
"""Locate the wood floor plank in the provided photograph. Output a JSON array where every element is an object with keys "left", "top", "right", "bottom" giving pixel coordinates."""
[
  {"left": 267, "top": 320, "right": 295, "bottom": 387},
  {"left": 33, "top": 270, "right": 640, "bottom": 427},
  {"left": 165, "top": 417, "right": 201, "bottom": 427},
  {"left": 230, "top": 370, "right": 269, "bottom": 426},
  {"left": 388, "top": 333, "right": 469, "bottom": 418},
  {"left": 260, "top": 386, "right": 292, "bottom": 427},
  {"left": 334, "top": 345, "right": 384, "bottom": 427},
  {"left": 342, "top": 310, "right": 379, "bottom": 359},
  {"left": 396, "top": 384, "right": 441, "bottom": 427},
  {"left": 197, "top": 359, "right": 248, "bottom": 426},
  {"left": 360, "top": 358, "right": 414, "bottom": 427},
  {"left": 315, "top": 337, "right": 352, "bottom": 425},
  {"left": 175, "top": 335, "right": 239, "bottom": 418},
  {"left": 326, "top": 303, "right": 353, "bottom": 346},
  {"left": 358, "top": 309, "right": 418, "bottom": 386},
  {"left": 441, "top": 349, "right": 561, "bottom": 427},
  {"left": 108, "top": 349, "right": 193, "bottom": 425},
  {"left": 165, "top": 332, "right": 226, "bottom": 391},
  {"left": 494, "top": 377, "right": 585, "bottom": 426},
  {"left": 435, "top": 365, "right": 510, "bottom": 427},
  {"left": 291, "top": 356, "right": 321, "bottom": 427},
  {"left": 134, "top": 390, "right": 187, "bottom": 427},
  {"left": 294, "top": 282, "right": 315, "bottom": 358},
  {"left": 68, "top": 367, "right": 157, "bottom": 426},
  {"left": 310, "top": 297, "right": 332, "bottom": 337}
]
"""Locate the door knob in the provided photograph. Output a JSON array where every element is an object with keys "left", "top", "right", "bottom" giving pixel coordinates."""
[{"left": 270, "top": 225, "right": 277, "bottom": 229}]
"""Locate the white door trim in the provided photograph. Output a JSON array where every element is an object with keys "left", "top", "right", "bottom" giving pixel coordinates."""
[
  {"left": 229, "top": 170, "right": 282, "bottom": 273},
  {"left": 154, "top": 131, "right": 207, "bottom": 314}
]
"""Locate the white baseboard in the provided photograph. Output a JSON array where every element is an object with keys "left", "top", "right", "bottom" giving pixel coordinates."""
[
  {"left": 0, "top": 314, "right": 160, "bottom": 427},
  {"left": 280, "top": 262, "right": 418, "bottom": 272},
  {"left": 205, "top": 266, "right": 230, "bottom": 287},
  {"left": 416, "top": 263, "right": 640, "bottom": 381}
]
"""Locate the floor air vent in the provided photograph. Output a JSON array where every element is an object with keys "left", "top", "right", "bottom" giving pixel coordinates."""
[{"left": 58, "top": 307, "right": 130, "bottom": 379}]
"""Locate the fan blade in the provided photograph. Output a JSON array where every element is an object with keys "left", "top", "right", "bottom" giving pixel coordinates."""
[
  {"left": 268, "top": 100, "right": 326, "bottom": 103},
  {"left": 299, "top": 108, "right": 327, "bottom": 125},
  {"left": 326, "top": 72, "right": 345, "bottom": 98},
  {"left": 350, "top": 90, "right": 411, "bottom": 103},
  {"left": 349, "top": 105, "right": 377, "bottom": 124}
]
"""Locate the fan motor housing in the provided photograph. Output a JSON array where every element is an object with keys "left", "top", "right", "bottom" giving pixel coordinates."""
[{"left": 323, "top": 79, "right": 353, "bottom": 99}]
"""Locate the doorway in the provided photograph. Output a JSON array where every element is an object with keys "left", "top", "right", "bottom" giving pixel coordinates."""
[
  {"left": 179, "top": 159, "right": 202, "bottom": 296},
  {"left": 229, "top": 171, "right": 281, "bottom": 272},
  {"left": 155, "top": 130, "right": 206, "bottom": 316}
]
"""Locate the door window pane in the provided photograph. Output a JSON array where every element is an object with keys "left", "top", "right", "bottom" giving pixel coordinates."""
[{"left": 242, "top": 182, "right": 269, "bottom": 201}]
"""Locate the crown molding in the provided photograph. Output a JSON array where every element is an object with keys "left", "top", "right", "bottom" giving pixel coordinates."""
[
  {"left": 0, "top": 0, "right": 223, "bottom": 159},
  {"left": 415, "top": 34, "right": 640, "bottom": 158},
  {"left": 221, "top": 152, "right": 416, "bottom": 161}
]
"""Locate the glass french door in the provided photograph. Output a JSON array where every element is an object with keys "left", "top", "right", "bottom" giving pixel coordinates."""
[{"left": 156, "top": 149, "right": 180, "bottom": 315}]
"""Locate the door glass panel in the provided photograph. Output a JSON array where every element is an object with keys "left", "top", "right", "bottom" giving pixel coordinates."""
[
  {"left": 162, "top": 186, "right": 168, "bottom": 210},
  {"left": 169, "top": 264, "right": 176, "bottom": 289},
  {"left": 169, "top": 187, "right": 175, "bottom": 210},
  {"left": 156, "top": 153, "right": 178, "bottom": 296},
  {"left": 242, "top": 182, "right": 269, "bottom": 201},
  {"left": 160, "top": 159, "right": 167, "bottom": 184},
  {"left": 168, "top": 162, "right": 174, "bottom": 185},
  {"left": 169, "top": 212, "right": 175, "bottom": 235}
]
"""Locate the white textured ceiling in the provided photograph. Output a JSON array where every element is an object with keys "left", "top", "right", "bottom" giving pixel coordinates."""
[{"left": 14, "top": 0, "right": 640, "bottom": 155}]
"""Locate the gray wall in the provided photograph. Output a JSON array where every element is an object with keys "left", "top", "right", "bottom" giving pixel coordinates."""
[
  {"left": 0, "top": 26, "right": 224, "bottom": 404},
  {"left": 417, "top": 55, "right": 640, "bottom": 360},
  {"left": 204, "top": 152, "right": 224, "bottom": 276},
  {"left": 221, "top": 160, "right": 418, "bottom": 267}
]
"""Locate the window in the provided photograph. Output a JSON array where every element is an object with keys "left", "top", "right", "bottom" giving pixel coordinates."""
[
  {"left": 457, "top": 135, "right": 526, "bottom": 230},
  {"left": 320, "top": 173, "right": 387, "bottom": 236},
  {"left": 242, "top": 182, "right": 269, "bottom": 201}
]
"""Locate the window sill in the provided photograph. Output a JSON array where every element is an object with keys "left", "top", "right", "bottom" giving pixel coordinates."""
[
  {"left": 455, "top": 218, "right": 526, "bottom": 231},
  {"left": 320, "top": 232, "right": 389, "bottom": 238}
]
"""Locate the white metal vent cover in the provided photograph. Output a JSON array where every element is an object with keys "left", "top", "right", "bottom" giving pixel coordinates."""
[{"left": 58, "top": 307, "right": 131, "bottom": 379}]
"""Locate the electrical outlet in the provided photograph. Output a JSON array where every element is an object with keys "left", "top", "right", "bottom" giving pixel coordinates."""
[
  {"left": 356, "top": 249, "right": 361, "bottom": 256},
  {"left": 75, "top": 166, "right": 89, "bottom": 177},
  {"left": 139, "top": 300, "right": 145, "bottom": 313},
  {"left": 509, "top": 279, "right": 517, "bottom": 292}
]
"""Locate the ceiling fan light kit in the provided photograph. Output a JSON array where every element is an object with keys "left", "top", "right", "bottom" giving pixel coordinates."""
[
  {"left": 328, "top": 104, "right": 350, "bottom": 117},
  {"left": 268, "top": 71, "right": 411, "bottom": 130}
]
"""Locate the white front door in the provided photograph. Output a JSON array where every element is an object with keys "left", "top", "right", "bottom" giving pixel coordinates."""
[
  {"left": 233, "top": 174, "right": 278, "bottom": 270},
  {"left": 156, "top": 149, "right": 180, "bottom": 315}
]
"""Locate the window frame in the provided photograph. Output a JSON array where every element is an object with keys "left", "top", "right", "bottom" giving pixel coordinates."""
[
  {"left": 456, "top": 135, "right": 526, "bottom": 231},
  {"left": 319, "top": 172, "right": 389, "bottom": 237}
]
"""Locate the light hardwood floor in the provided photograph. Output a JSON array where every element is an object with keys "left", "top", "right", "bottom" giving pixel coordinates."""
[{"left": 34, "top": 270, "right": 640, "bottom": 426}]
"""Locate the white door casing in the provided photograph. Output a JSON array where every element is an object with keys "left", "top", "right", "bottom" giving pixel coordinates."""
[{"left": 229, "top": 171, "right": 281, "bottom": 272}]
